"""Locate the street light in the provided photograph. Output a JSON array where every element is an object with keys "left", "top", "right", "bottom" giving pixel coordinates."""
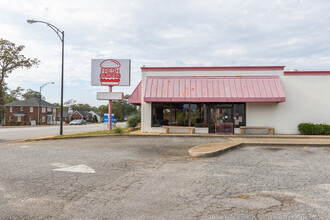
[
  {"left": 38, "top": 82, "right": 54, "bottom": 125},
  {"left": 27, "top": 19, "right": 65, "bottom": 135}
]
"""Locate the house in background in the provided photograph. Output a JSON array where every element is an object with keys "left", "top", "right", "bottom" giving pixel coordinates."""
[
  {"left": 89, "top": 111, "right": 101, "bottom": 122},
  {"left": 69, "top": 110, "right": 92, "bottom": 121},
  {"left": 4, "top": 97, "right": 58, "bottom": 126},
  {"left": 59, "top": 111, "right": 70, "bottom": 124}
]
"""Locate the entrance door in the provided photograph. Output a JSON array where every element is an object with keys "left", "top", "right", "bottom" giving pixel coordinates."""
[
  {"left": 209, "top": 104, "right": 233, "bottom": 134},
  {"left": 47, "top": 115, "right": 52, "bottom": 124}
]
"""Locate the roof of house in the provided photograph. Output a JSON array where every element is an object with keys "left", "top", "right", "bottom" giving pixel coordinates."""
[
  {"left": 89, "top": 111, "right": 101, "bottom": 117},
  {"left": 71, "top": 110, "right": 92, "bottom": 118},
  {"left": 58, "top": 111, "right": 70, "bottom": 118},
  {"left": 5, "top": 97, "right": 57, "bottom": 108}
]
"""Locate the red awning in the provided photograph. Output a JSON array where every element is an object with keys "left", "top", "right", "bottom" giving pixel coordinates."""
[
  {"left": 144, "top": 76, "right": 285, "bottom": 103},
  {"left": 128, "top": 81, "right": 141, "bottom": 105}
]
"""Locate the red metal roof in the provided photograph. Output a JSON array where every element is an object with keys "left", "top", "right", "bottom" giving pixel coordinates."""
[
  {"left": 141, "top": 66, "right": 285, "bottom": 72},
  {"left": 144, "top": 76, "right": 285, "bottom": 103},
  {"left": 128, "top": 81, "right": 141, "bottom": 105}
]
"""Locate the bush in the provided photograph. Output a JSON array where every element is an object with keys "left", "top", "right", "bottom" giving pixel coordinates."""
[
  {"left": 16, "top": 121, "right": 20, "bottom": 126},
  {"left": 109, "top": 127, "right": 124, "bottom": 135},
  {"left": 22, "top": 121, "right": 26, "bottom": 125},
  {"left": 298, "top": 123, "right": 330, "bottom": 135},
  {"left": 127, "top": 112, "right": 141, "bottom": 128},
  {"left": 9, "top": 120, "right": 14, "bottom": 126}
]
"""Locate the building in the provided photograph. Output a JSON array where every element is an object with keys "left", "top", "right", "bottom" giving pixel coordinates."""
[
  {"left": 59, "top": 111, "right": 70, "bottom": 124},
  {"left": 128, "top": 66, "right": 330, "bottom": 134},
  {"left": 89, "top": 111, "right": 101, "bottom": 122},
  {"left": 69, "top": 110, "right": 92, "bottom": 121},
  {"left": 4, "top": 97, "right": 58, "bottom": 126}
]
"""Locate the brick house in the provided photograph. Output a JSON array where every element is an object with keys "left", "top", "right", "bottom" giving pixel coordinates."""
[
  {"left": 4, "top": 97, "right": 59, "bottom": 126},
  {"left": 69, "top": 110, "right": 92, "bottom": 121}
]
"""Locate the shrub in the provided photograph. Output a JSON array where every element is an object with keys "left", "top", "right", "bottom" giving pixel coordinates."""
[
  {"left": 16, "top": 121, "right": 20, "bottom": 126},
  {"left": 127, "top": 112, "right": 141, "bottom": 128},
  {"left": 9, "top": 120, "right": 14, "bottom": 126},
  {"left": 22, "top": 121, "right": 26, "bottom": 125},
  {"left": 110, "top": 127, "right": 124, "bottom": 135},
  {"left": 298, "top": 123, "right": 330, "bottom": 135}
]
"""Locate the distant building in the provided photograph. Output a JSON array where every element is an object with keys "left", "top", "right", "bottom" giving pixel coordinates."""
[
  {"left": 70, "top": 110, "right": 92, "bottom": 121},
  {"left": 89, "top": 111, "right": 101, "bottom": 122},
  {"left": 4, "top": 98, "right": 58, "bottom": 126},
  {"left": 59, "top": 111, "right": 70, "bottom": 124}
]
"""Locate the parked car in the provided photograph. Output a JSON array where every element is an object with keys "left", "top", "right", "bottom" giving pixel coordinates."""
[{"left": 69, "top": 119, "right": 87, "bottom": 125}]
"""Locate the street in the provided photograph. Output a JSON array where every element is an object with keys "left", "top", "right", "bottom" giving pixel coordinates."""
[
  {"left": 0, "top": 123, "right": 106, "bottom": 143},
  {"left": 0, "top": 136, "right": 329, "bottom": 219}
]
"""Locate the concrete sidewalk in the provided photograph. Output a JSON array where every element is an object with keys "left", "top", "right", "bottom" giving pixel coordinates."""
[{"left": 189, "top": 136, "right": 330, "bottom": 157}]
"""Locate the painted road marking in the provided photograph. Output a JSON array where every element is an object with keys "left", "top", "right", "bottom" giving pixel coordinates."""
[{"left": 51, "top": 164, "right": 96, "bottom": 173}]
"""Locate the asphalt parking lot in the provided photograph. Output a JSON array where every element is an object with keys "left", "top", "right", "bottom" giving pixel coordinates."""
[{"left": 0, "top": 136, "right": 329, "bottom": 219}]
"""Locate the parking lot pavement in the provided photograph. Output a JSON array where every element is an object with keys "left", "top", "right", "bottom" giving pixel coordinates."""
[{"left": 0, "top": 136, "right": 329, "bottom": 219}]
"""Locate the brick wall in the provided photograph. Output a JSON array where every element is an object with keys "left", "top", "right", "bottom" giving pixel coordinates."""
[
  {"left": 4, "top": 106, "right": 59, "bottom": 126},
  {"left": 70, "top": 112, "right": 83, "bottom": 120}
]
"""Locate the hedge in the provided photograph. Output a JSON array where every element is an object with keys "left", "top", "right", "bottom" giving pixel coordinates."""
[
  {"left": 127, "top": 112, "right": 141, "bottom": 128},
  {"left": 298, "top": 123, "right": 330, "bottom": 135}
]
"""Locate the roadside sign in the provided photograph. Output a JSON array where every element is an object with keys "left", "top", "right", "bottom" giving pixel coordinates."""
[
  {"left": 91, "top": 59, "right": 131, "bottom": 86},
  {"left": 97, "top": 92, "right": 124, "bottom": 100},
  {"left": 104, "top": 114, "right": 109, "bottom": 124}
]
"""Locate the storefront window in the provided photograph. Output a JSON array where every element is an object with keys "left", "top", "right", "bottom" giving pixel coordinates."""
[
  {"left": 170, "top": 103, "right": 189, "bottom": 126},
  {"left": 152, "top": 103, "right": 170, "bottom": 127},
  {"left": 190, "top": 104, "right": 208, "bottom": 127},
  {"left": 152, "top": 102, "right": 245, "bottom": 129},
  {"left": 233, "top": 104, "right": 246, "bottom": 128}
]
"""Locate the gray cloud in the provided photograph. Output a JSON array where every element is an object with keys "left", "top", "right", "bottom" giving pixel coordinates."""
[{"left": 1, "top": 0, "right": 330, "bottom": 106}]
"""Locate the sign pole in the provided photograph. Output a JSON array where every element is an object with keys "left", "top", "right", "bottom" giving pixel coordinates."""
[{"left": 108, "top": 86, "right": 113, "bottom": 131}]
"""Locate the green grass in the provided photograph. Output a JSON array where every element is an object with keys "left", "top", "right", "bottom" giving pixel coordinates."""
[
  {"left": 52, "top": 127, "right": 132, "bottom": 138},
  {"left": 24, "top": 127, "right": 140, "bottom": 142}
]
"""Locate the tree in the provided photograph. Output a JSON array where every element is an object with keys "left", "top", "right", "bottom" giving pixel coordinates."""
[
  {"left": 0, "top": 39, "right": 40, "bottom": 122},
  {"left": 3, "top": 86, "right": 24, "bottom": 104},
  {"left": 97, "top": 95, "right": 138, "bottom": 121},
  {"left": 22, "top": 89, "right": 43, "bottom": 100}
]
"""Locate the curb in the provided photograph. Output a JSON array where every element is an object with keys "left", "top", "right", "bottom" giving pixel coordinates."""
[
  {"left": 189, "top": 142, "right": 242, "bottom": 158},
  {"left": 189, "top": 141, "right": 330, "bottom": 158}
]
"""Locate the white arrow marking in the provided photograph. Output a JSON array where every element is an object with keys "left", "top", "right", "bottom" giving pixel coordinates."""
[{"left": 53, "top": 164, "right": 96, "bottom": 173}]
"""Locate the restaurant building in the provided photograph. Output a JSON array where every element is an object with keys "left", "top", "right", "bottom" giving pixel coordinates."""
[{"left": 128, "top": 66, "right": 330, "bottom": 134}]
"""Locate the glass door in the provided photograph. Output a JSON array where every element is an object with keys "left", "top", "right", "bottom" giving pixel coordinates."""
[{"left": 209, "top": 104, "right": 233, "bottom": 134}]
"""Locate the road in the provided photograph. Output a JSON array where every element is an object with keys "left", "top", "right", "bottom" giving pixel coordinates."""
[
  {"left": 0, "top": 123, "right": 106, "bottom": 143},
  {"left": 0, "top": 136, "right": 329, "bottom": 219}
]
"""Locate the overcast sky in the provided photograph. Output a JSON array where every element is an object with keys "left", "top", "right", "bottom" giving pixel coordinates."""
[{"left": 1, "top": 0, "right": 330, "bottom": 107}]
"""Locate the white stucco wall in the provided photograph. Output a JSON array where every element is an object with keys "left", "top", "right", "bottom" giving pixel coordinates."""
[
  {"left": 140, "top": 68, "right": 330, "bottom": 134},
  {"left": 247, "top": 75, "right": 330, "bottom": 134}
]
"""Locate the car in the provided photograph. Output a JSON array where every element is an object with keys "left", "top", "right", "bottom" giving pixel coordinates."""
[{"left": 69, "top": 119, "right": 87, "bottom": 125}]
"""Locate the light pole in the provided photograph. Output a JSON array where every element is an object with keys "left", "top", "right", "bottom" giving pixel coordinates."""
[
  {"left": 27, "top": 19, "right": 65, "bottom": 135},
  {"left": 38, "top": 82, "right": 54, "bottom": 125}
]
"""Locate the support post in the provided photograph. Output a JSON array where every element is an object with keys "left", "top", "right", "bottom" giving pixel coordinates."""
[{"left": 108, "top": 86, "right": 113, "bottom": 131}]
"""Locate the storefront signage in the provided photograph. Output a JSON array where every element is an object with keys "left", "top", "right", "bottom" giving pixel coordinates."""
[
  {"left": 97, "top": 92, "right": 124, "bottom": 100},
  {"left": 91, "top": 59, "right": 131, "bottom": 86}
]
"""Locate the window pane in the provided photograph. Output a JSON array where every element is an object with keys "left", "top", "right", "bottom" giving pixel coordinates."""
[
  {"left": 152, "top": 103, "right": 170, "bottom": 127},
  {"left": 233, "top": 104, "right": 246, "bottom": 128},
  {"left": 170, "top": 103, "right": 189, "bottom": 126},
  {"left": 190, "top": 104, "right": 208, "bottom": 127}
]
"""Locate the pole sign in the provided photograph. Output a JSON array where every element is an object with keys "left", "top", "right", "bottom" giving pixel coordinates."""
[
  {"left": 92, "top": 59, "right": 130, "bottom": 131},
  {"left": 91, "top": 59, "right": 131, "bottom": 86},
  {"left": 111, "top": 113, "right": 115, "bottom": 124}
]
